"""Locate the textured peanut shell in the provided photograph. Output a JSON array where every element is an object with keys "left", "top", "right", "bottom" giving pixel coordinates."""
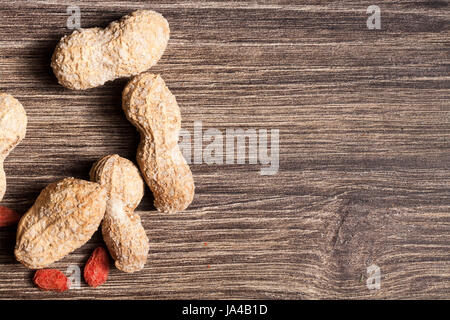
[
  {"left": 51, "top": 10, "right": 170, "bottom": 90},
  {"left": 90, "top": 154, "right": 149, "bottom": 273},
  {"left": 15, "top": 178, "right": 107, "bottom": 269},
  {"left": 0, "top": 93, "right": 27, "bottom": 201},
  {"left": 122, "top": 73, "right": 195, "bottom": 213}
]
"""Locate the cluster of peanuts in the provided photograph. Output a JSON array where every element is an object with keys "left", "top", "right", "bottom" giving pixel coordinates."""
[{"left": 0, "top": 10, "right": 194, "bottom": 291}]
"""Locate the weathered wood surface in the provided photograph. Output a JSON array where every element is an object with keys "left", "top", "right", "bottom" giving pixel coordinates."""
[{"left": 0, "top": 0, "right": 448, "bottom": 299}]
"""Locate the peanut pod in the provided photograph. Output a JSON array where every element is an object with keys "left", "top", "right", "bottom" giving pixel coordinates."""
[
  {"left": 0, "top": 93, "right": 27, "bottom": 201},
  {"left": 122, "top": 73, "right": 195, "bottom": 213},
  {"left": 15, "top": 178, "right": 107, "bottom": 269},
  {"left": 51, "top": 10, "right": 170, "bottom": 90}
]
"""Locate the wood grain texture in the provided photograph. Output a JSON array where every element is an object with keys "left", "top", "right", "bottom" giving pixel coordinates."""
[{"left": 0, "top": 0, "right": 449, "bottom": 299}]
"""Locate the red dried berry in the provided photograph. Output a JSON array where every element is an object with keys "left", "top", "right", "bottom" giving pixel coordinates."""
[
  {"left": 0, "top": 206, "right": 20, "bottom": 227},
  {"left": 33, "top": 269, "right": 70, "bottom": 292},
  {"left": 84, "top": 246, "right": 110, "bottom": 287}
]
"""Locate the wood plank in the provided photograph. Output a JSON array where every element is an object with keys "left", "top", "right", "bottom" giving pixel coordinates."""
[{"left": 0, "top": 0, "right": 448, "bottom": 299}]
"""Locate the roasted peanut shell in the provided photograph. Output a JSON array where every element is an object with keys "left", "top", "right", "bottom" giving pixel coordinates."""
[
  {"left": 0, "top": 93, "right": 27, "bottom": 201},
  {"left": 51, "top": 10, "right": 170, "bottom": 90},
  {"left": 90, "top": 154, "right": 149, "bottom": 273},
  {"left": 15, "top": 178, "right": 107, "bottom": 269},
  {"left": 122, "top": 73, "right": 195, "bottom": 213}
]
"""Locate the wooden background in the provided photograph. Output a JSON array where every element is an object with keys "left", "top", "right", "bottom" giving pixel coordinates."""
[{"left": 0, "top": 0, "right": 448, "bottom": 299}]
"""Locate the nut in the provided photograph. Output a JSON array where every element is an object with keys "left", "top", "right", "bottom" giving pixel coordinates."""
[
  {"left": 0, "top": 93, "right": 27, "bottom": 201},
  {"left": 51, "top": 10, "right": 170, "bottom": 90},
  {"left": 15, "top": 178, "right": 107, "bottom": 269},
  {"left": 122, "top": 73, "right": 195, "bottom": 213},
  {"left": 90, "top": 154, "right": 149, "bottom": 273}
]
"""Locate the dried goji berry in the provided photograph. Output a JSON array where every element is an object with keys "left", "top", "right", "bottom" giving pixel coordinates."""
[
  {"left": 33, "top": 269, "right": 70, "bottom": 292},
  {"left": 0, "top": 206, "right": 20, "bottom": 227},
  {"left": 84, "top": 246, "right": 109, "bottom": 287}
]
